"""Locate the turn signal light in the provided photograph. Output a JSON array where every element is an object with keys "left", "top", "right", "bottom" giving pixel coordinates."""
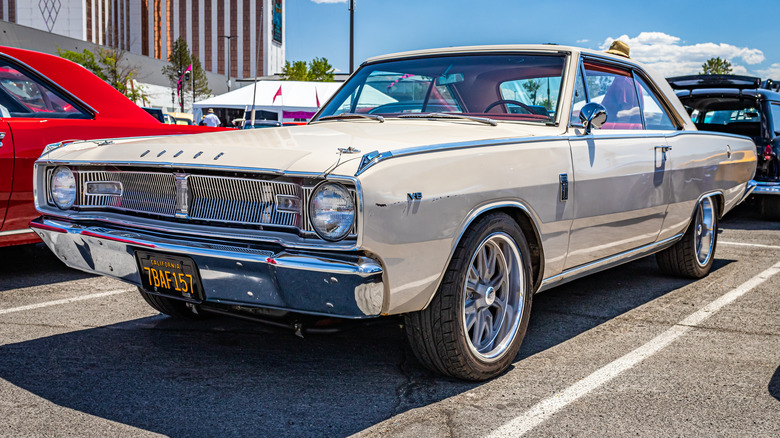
[{"left": 764, "top": 145, "right": 773, "bottom": 161}]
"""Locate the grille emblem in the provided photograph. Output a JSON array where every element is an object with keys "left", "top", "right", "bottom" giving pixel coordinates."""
[{"left": 174, "top": 173, "right": 189, "bottom": 218}]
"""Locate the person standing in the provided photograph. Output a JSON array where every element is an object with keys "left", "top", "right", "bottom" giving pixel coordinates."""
[{"left": 203, "top": 109, "right": 221, "bottom": 127}]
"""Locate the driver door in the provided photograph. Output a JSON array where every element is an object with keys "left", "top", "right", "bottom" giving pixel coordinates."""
[{"left": 565, "top": 60, "right": 675, "bottom": 269}]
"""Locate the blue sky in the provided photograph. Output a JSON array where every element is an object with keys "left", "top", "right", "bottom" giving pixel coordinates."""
[{"left": 286, "top": 0, "right": 780, "bottom": 79}]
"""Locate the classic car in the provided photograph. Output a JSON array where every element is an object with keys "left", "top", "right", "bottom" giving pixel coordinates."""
[
  {"left": 667, "top": 74, "right": 780, "bottom": 218},
  {"left": 0, "top": 45, "right": 223, "bottom": 246},
  {"left": 31, "top": 45, "right": 756, "bottom": 380}
]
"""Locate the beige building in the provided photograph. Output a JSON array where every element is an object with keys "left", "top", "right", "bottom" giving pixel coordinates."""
[{"left": 0, "top": 0, "right": 285, "bottom": 80}]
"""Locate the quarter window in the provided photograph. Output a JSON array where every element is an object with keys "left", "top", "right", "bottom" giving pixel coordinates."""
[{"left": 634, "top": 75, "right": 675, "bottom": 130}]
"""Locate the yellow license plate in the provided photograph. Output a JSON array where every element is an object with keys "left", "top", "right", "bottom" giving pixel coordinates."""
[{"left": 135, "top": 250, "right": 203, "bottom": 301}]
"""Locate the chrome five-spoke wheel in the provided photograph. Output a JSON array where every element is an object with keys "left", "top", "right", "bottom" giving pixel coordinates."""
[
  {"left": 694, "top": 197, "right": 716, "bottom": 267},
  {"left": 405, "top": 212, "right": 533, "bottom": 381},
  {"left": 463, "top": 233, "right": 525, "bottom": 361},
  {"left": 656, "top": 196, "right": 719, "bottom": 278}
]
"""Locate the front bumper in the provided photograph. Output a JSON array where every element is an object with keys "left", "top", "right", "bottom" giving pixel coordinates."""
[{"left": 31, "top": 217, "right": 385, "bottom": 318}]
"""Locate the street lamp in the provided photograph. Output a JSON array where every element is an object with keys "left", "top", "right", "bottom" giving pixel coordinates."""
[
  {"left": 349, "top": 0, "right": 355, "bottom": 73},
  {"left": 219, "top": 35, "right": 237, "bottom": 91}
]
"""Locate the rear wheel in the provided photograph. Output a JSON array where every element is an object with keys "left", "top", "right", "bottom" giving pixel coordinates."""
[
  {"left": 405, "top": 213, "right": 533, "bottom": 381},
  {"left": 656, "top": 196, "right": 718, "bottom": 278},
  {"left": 137, "top": 287, "right": 202, "bottom": 319}
]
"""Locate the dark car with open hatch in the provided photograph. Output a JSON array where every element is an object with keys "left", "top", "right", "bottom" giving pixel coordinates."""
[{"left": 668, "top": 74, "right": 779, "bottom": 218}]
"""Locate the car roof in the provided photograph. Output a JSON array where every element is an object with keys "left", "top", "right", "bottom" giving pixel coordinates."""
[
  {"left": 0, "top": 45, "right": 158, "bottom": 122},
  {"left": 364, "top": 44, "right": 634, "bottom": 64}
]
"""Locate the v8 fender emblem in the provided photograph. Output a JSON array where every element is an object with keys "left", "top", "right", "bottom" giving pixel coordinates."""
[{"left": 407, "top": 192, "right": 423, "bottom": 201}]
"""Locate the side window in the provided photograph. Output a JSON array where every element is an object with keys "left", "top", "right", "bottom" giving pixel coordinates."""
[
  {"left": 583, "top": 62, "right": 641, "bottom": 130},
  {"left": 771, "top": 104, "right": 780, "bottom": 135},
  {"left": 0, "top": 61, "right": 89, "bottom": 119},
  {"left": 634, "top": 75, "right": 676, "bottom": 130},
  {"left": 570, "top": 66, "right": 587, "bottom": 125}
]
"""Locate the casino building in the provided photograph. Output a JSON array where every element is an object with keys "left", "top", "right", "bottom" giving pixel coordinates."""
[{"left": 0, "top": 0, "right": 285, "bottom": 81}]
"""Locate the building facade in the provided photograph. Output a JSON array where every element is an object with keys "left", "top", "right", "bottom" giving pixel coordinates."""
[{"left": 0, "top": 0, "right": 284, "bottom": 79}]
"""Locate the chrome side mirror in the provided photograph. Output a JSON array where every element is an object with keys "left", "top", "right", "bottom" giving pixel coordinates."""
[{"left": 579, "top": 102, "right": 608, "bottom": 135}]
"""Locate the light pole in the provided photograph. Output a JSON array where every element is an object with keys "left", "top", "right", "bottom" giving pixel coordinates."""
[
  {"left": 219, "top": 35, "right": 236, "bottom": 91},
  {"left": 349, "top": 0, "right": 355, "bottom": 73}
]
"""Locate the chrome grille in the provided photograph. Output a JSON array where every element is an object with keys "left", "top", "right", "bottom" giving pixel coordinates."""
[
  {"left": 188, "top": 175, "right": 300, "bottom": 227},
  {"left": 71, "top": 169, "right": 358, "bottom": 237},
  {"left": 79, "top": 171, "right": 176, "bottom": 216}
]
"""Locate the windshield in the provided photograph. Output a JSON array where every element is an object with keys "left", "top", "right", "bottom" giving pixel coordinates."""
[{"left": 315, "top": 53, "right": 566, "bottom": 124}]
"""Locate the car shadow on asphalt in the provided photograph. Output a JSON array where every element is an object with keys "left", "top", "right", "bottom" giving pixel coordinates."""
[
  {"left": 515, "top": 255, "right": 732, "bottom": 361},
  {"left": 0, "top": 256, "right": 733, "bottom": 437},
  {"left": 721, "top": 199, "right": 780, "bottom": 231},
  {"left": 0, "top": 243, "right": 94, "bottom": 292}
]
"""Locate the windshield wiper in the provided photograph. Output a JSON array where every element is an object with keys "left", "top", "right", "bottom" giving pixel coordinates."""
[
  {"left": 316, "top": 113, "right": 384, "bottom": 122},
  {"left": 398, "top": 113, "right": 497, "bottom": 126}
]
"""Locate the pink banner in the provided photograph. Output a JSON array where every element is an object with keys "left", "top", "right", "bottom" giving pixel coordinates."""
[{"left": 283, "top": 111, "right": 316, "bottom": 119}]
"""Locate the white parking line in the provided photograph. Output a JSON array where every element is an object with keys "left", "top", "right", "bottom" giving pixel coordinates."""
[
  {"left": 0, "top": 288, "right": 135, "bottom": 316},
  {"left": 487, "top": 260, "right": 780, "bottom": 438},
  {"left": 720, "top": 241, "right": 780, "bottom": 250}
]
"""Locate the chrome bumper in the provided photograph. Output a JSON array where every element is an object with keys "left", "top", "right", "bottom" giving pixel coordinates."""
[
  {"left": 752, "top": 180, "right": 780, "bottom": 196},
  {"left": 31, "top": 217, "right": 385, "bottom": 318}
]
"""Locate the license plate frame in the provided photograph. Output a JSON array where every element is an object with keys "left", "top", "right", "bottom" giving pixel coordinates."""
[{"left": 135, "top": 250, "right": 204, "bottom": 302}]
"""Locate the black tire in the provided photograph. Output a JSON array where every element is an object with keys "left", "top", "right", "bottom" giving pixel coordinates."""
[
  {"left": 137, "top": 287, "right": 203, "bottom": 319},
  {"left": 404, "top": 212, "right": 533, "bottom": 381},
  {"left": 656, "top": 197, "right": 718, "bottom": 278},
  {"left": 760, "top": 196, "right": 780, "bottom": 220}
]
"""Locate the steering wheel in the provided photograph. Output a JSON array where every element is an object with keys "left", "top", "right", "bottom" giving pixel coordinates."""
[{"left": 483, "top": 99, "right": 535, "bottom": 114}]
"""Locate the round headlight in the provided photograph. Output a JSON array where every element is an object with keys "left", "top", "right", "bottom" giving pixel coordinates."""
[
  {"left": 309, "top": 182, "right": 355, "bottom": 241},
  {"left": 51, "top": 166, "right": 77, "bottom": 210}
]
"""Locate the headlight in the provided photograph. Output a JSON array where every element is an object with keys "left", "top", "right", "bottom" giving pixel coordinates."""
[
  {"left": 50, "top": 166, "right": 77, "bottom": 210},
  {"left": 309, "top": 182, "right": 355, "bottom": 241}
]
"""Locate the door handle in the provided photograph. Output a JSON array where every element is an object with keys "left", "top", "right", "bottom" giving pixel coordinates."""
[{"left": 655, "top": 145, "right": 672, "bottom": 160}]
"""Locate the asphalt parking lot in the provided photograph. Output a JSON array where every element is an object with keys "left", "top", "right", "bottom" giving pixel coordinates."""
[{"left": 1, "top": 201, "right": 778, "bottom": 437}]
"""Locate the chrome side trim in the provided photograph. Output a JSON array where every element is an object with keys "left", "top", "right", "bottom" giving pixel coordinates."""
[
  {"left": 0, "top": 228, "right": 35, "bottom": 237},
  {"left": 355, "top": 129, "right": 744, "bottom": 177},
  {"left": 355, "top": 137, "right": 563, "bottom": 176},
  {"left": 538, "top": 233, "right": 684, "bottom": 292}
]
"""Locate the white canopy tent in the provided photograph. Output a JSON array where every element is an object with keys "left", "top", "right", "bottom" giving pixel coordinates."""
[{"left": 193, "top": 80, "right": 343, "bottom": 124}]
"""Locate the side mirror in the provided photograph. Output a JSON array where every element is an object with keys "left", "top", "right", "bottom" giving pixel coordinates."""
[{"left": 579, "top": 102, "right": 608, "bottom": 135}]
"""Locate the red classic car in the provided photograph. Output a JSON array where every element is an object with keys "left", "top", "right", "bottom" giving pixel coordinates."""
[{"left": 0, "top": 46, "right": 223, "bottom": 246}]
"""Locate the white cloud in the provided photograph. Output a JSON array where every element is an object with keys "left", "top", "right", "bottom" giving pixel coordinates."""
[
  {"left": 311, "top": 0, "right": 347, "bottom": 3},
  {"left": 576, "top": 39, "right": 589, "bottom": 44},
  {"left": 600, "top": 32, "right": 765, "bottom": 77},
  {"left": 755, "top": 63, "right": 780, "bottom": 80}
]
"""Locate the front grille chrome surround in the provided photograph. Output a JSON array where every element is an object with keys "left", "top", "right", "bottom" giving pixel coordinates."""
[{"left": 67, "top": 169, "right": 357, "bottom": 238}]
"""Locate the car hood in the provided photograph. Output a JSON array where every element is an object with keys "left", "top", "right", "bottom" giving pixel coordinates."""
[{"left": 42, "top": 120, "right": 550, "bottom": 175}]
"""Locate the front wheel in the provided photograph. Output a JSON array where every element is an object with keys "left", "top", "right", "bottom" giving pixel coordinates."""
[
  {"left": 405, "top": 213, "right": 533, "bottom": 381},
  {"left": 656, "top": 196, "right": 718, "bottom": 278}
]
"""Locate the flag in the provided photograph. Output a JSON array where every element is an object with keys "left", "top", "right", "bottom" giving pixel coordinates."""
[
  {"left": 273, "top": 86, "right": 282, "bottom": 104},
  {"left": 315, "top": 89, "right": 320, "bottom": 107}
]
